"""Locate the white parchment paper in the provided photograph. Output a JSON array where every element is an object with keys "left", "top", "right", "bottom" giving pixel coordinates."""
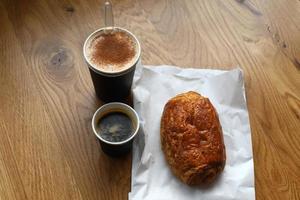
[{"left": 129, "top": 65, "right": 255, "bottom": 200}]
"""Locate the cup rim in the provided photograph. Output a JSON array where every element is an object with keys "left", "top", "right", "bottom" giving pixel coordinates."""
[
  {"left": 91, "top": 102, "right": 140, "bottom": 145},
  {"left": 83, "top": 27, "right": 141, "bottom": 77}
]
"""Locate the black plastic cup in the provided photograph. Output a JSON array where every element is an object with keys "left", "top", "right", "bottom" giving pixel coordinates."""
[
  {"left": 83, "top": 27, "right": 141, "bottom": 102},
  {"left": 92, "top": 102, "right": 140, "bottom": 157}
]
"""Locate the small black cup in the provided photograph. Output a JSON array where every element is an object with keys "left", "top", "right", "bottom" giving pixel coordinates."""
[
  {"left": 83, "top": 27, "right": 141, "bottom": 102},
  {"left": 92, "top": 102, "right": 140, "bottom": 157}
]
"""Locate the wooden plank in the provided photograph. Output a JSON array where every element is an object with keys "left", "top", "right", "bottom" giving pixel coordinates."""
[
  {"left": 0, "top": 2, "right": 83, "bottom": 200},
  {"left": 136, "top": 1, "right": 300, "bottom": 199},
  {"left": 254, "top": 0, "right": 300, "bottom": 70},
  {"left": 0, "top": 121, "right": 27, "bottom": 200},
  {"left": 2, "top": 0, "right": 133, "bottom": 199}
]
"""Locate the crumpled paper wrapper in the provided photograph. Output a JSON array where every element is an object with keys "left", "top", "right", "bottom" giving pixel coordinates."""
[{"left": 129, "top": 65, "right": 255, "bottom": 200}]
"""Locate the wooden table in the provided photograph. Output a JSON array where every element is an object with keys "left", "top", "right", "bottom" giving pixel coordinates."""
[{"left": 0, "top": 0, "right": 299, "bottom": 199}]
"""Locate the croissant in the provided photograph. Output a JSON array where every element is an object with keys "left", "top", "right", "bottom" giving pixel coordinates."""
[{"left": 160, "top": 91, "right": 226, "bottom": 185}]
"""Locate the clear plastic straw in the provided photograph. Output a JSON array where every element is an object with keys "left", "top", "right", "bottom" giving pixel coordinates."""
[{"left": 104, "top": 1, "right": 114, "bottom": 33}]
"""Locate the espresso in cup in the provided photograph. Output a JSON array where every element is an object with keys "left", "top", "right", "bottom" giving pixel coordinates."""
[
  {"left": 92, "top": 102, "right": 140, "bottom": 157},
  {"left": 97, "top": 111, "right": 134, "bottom": 142},
  {"left": 83, "top": 27, "right": 141, "bottom": 102}
]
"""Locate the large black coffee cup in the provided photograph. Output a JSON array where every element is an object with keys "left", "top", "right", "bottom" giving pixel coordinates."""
[{"left": 83, "top": 27, "right": 141, "bottom": 102}]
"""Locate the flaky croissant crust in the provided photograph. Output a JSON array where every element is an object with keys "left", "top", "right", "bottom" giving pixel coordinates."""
[{"left": 161, "top": 91, "right": 226, "bottom": 185}]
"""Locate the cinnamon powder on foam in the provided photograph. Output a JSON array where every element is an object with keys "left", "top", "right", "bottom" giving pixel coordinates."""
[{"left": 90, "top": 31, "right": 136, "bottom": 71}]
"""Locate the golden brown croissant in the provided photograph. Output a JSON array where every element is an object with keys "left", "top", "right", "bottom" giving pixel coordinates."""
[{"left": 160, "top": 91, "right": 226, "bottom": 185}]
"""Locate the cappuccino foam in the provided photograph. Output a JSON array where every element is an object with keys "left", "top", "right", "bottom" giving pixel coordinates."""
[{"left": 85, "top": 28, "right": 139, "bottom": 73}]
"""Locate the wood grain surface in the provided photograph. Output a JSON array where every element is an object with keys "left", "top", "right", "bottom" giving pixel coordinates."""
[{"left": 0, "top": 0, "right": 299, "bottom": 199}]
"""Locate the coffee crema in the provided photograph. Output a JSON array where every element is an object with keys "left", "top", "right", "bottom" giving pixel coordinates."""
[
  {"left": 97, "top": 111, "right": 134, "bottom": 143},
  {"left": 85, "top": 28, "right": 139, "bottom": 73}
]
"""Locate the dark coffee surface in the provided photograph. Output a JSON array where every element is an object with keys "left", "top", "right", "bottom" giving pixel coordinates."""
[
  {"left": 98, "top": 112, "right": 134, "bottom": 142},
  {"left": 89, "top": 31, "right": 137, "bottom": 72}
]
